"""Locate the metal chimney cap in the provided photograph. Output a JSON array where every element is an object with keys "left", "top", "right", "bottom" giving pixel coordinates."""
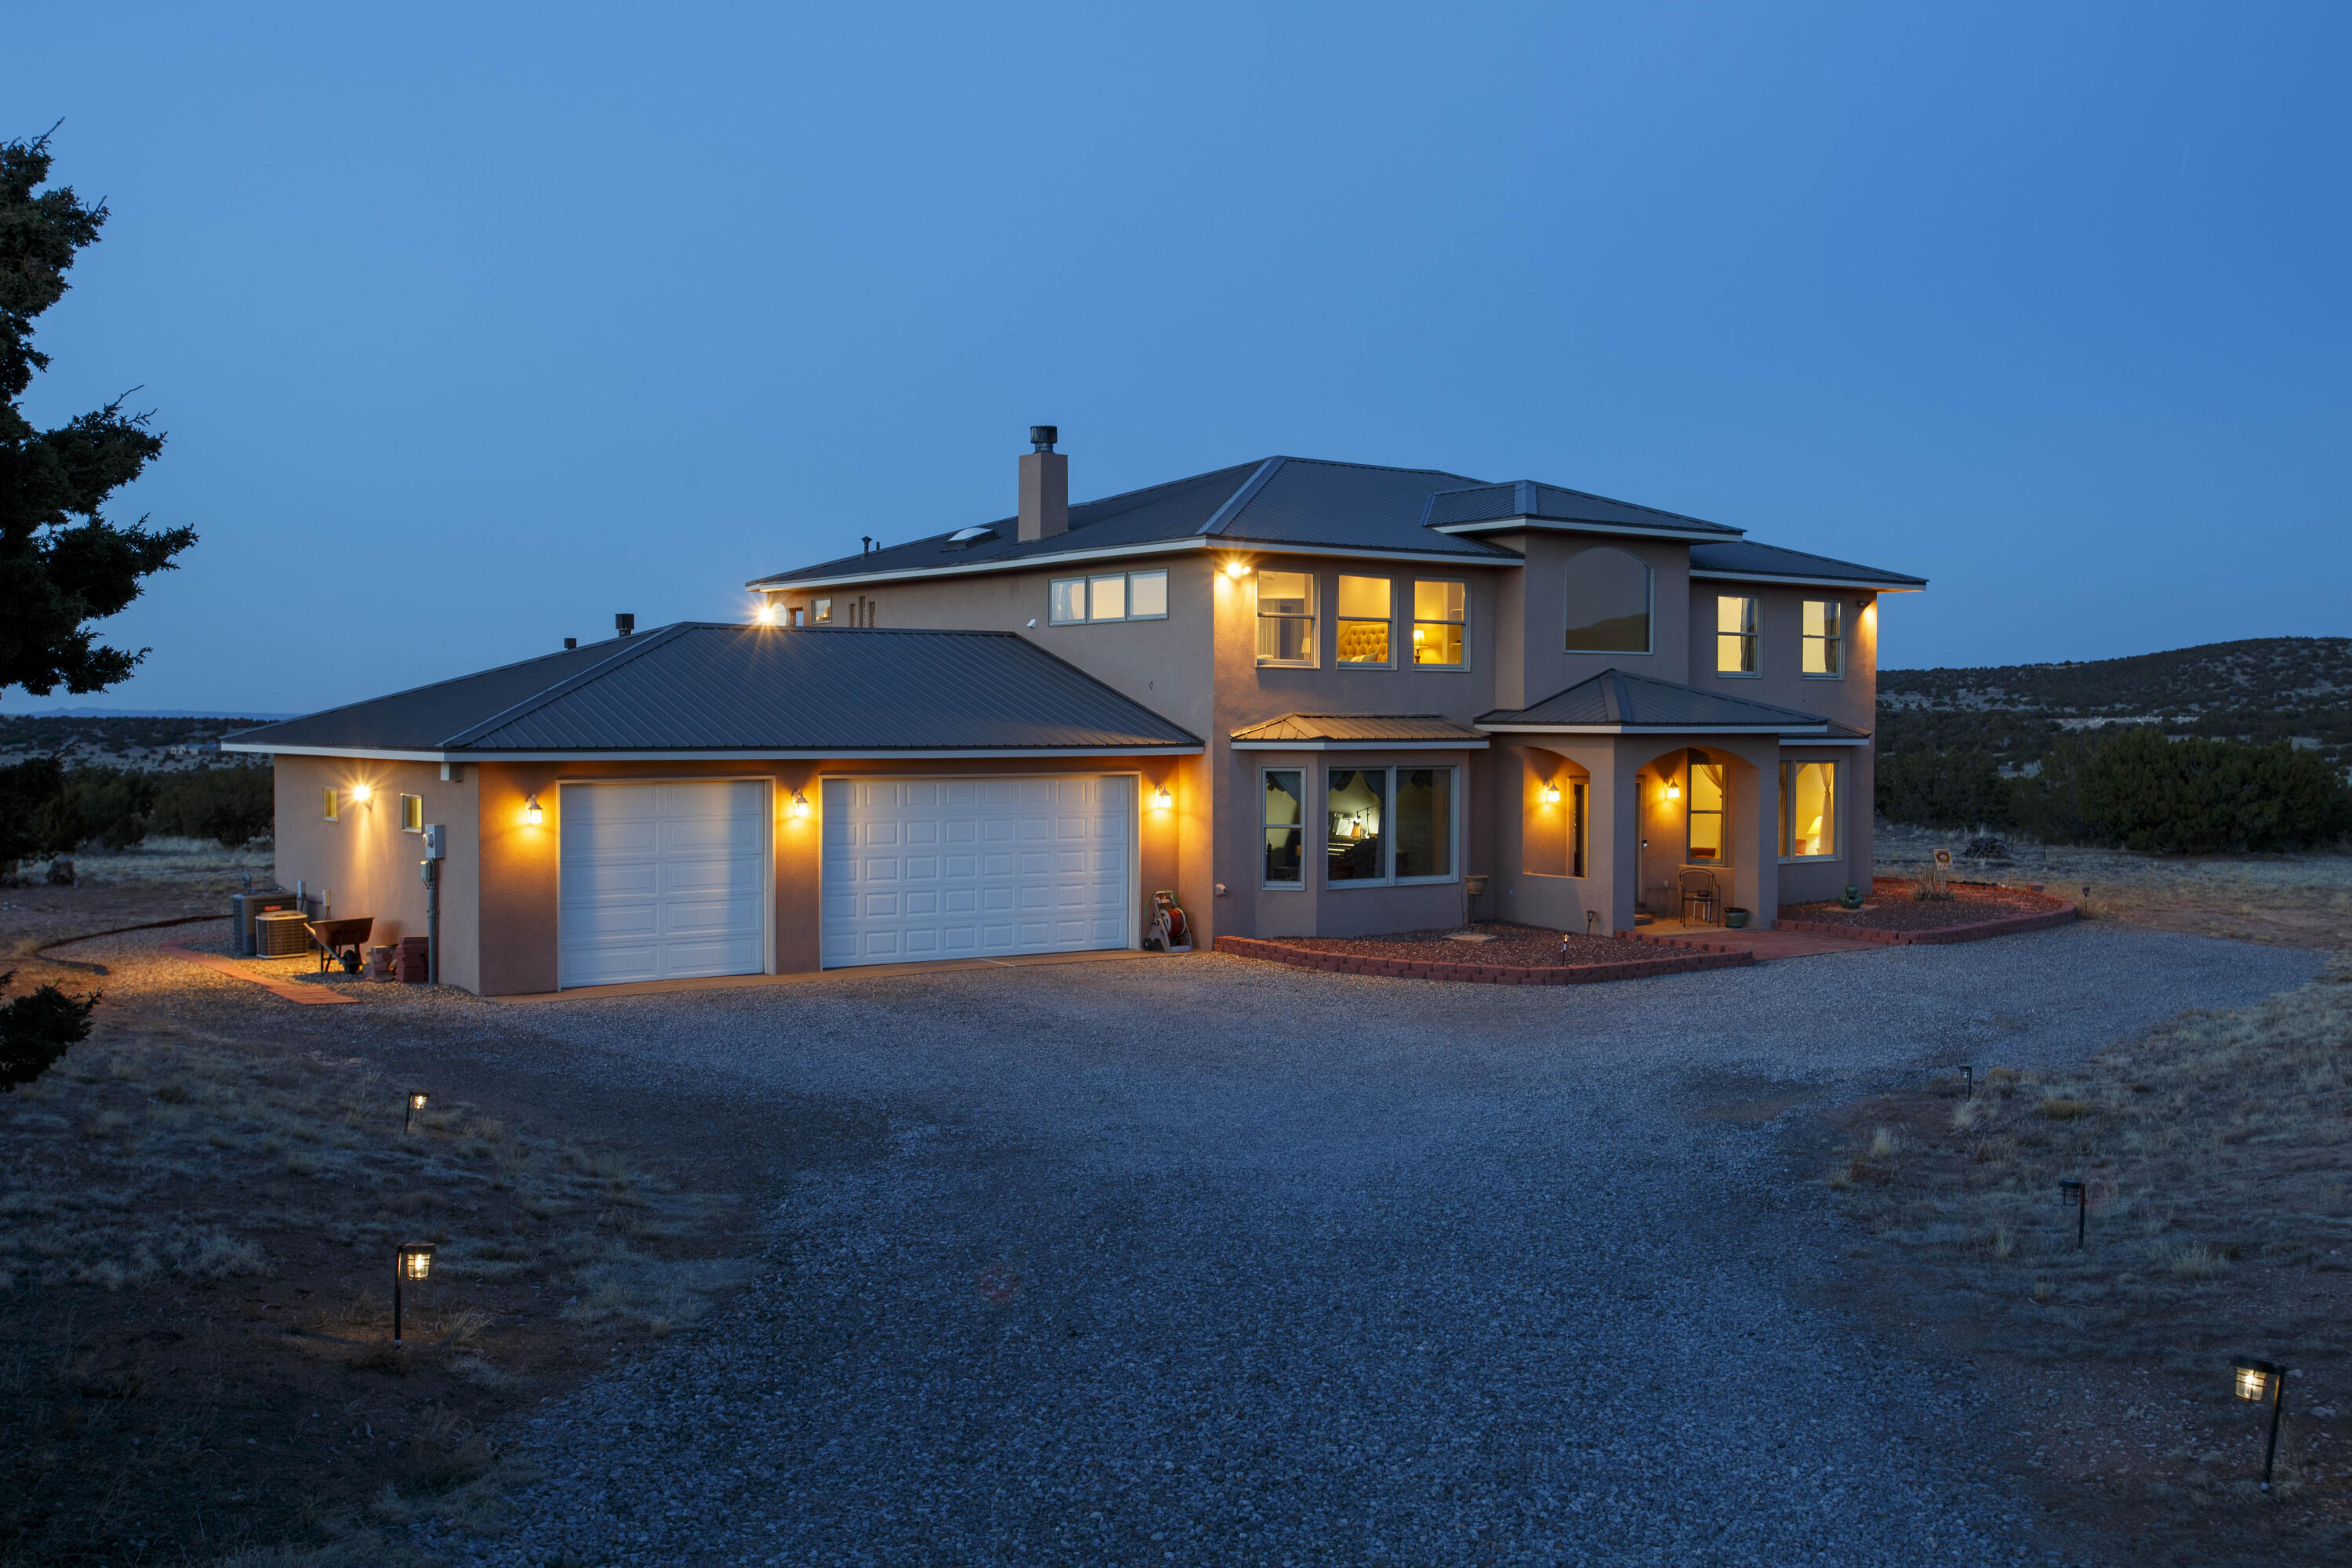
[
  {"left": 615, "top": 613, "right": 635, "bottom": 636},
  {"left": 1029, "top": 425, "right": 1057, "bottom": 452},
  {"left": 564, "top": 637, "right": 578, "bottom": 650}
]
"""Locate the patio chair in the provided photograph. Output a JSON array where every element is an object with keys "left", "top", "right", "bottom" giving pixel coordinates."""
[{"left": 1678, "top": 868, "right": 1720, "bottom": 927}]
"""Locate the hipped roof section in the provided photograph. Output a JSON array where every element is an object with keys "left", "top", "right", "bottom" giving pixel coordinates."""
[
  {"left": 222, "top": 625, "right": 1203, "bottom": 759},
  {"left": 1229, "top": 713, "right": 1490, "bottom": 745},
  {"left": 1477, "top": 670, "right": 1834, "bottom": 734}
]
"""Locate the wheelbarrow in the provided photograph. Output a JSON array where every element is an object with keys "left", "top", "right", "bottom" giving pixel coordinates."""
[{"left": 306, "top": 916, "right": 376, "bottom": 974}]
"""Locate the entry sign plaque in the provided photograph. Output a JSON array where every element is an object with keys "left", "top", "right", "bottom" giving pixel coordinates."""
[{"left": 1933, "top": 848, "right": 1954, "bottom": 869}]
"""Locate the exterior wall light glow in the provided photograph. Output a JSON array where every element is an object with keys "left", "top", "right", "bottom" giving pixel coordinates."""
[
  {"left": 405, "top": 1091, "right": 429, "bottom": 1133},
  {"left": 524, "top": 794, "right": 543, "bottom": 826},
  {"left": 394, "top": 1243, "right": 435, "bottom": 1345},
  {"left": 350, "top": 783, "right": 373, "bottom": 804},
  {"left": 1223, "top": 560, "right": 1250, "bottom": 579},
  {"left": 1664, "top": 780, "right": 1681, "bottom": 802},
  {"left": 790, "top": 789, "right": 811, "bottom": 819},
  {"left": 755, "top": 601, "right": 779, "bottom": 625},
  {"left": 2232, "top": 1356, "right": 2288, "bottom": 1492},
  {"left": 1541, "top": 784, "right": 1562, "bottom": 805},
  {"left": 1152, "top": 785, "right": 1173, "bottom": 810}
]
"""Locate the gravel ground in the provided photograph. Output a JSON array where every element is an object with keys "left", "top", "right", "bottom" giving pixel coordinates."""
[{"left": 52, "top": 920, "right": 2328, "bottom": 1565}]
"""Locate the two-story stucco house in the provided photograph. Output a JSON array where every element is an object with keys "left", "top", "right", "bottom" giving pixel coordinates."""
[{"left": 227, "top": 430, "right": 1922, "bottom": 995}]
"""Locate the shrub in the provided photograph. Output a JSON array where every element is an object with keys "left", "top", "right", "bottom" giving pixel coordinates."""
[
  {"left": 151, "top": 764, "right": 274, "bottom": 849},
  {"left": 43, "top": 766, "right": 158, "bottom": 852},
  {"left": 0, "top": 971, "right": 101, "bottom": 1091},
  {"left": 0, "top": 756, "right": 69, "bottom": 870},
  {"left": 2078, "top": 728, "right": 2352, "bottom": 853},
  {"left": 1874, "top": 746, "right": 2013, "bottom": 829}
]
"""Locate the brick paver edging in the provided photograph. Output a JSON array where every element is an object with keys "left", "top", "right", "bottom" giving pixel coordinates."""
[
  {"left": 1772, "top": 880, "right": 2076, "bottom": 946},
  {"left": 1214, "top": 934, "right": 1755, "bottom": 985}
]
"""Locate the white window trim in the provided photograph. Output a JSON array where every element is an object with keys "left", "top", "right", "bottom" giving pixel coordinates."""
[
  {"left": 1323, "top": 764, "right": 1461, "bottom": 889},
  {"left": 1409, "top": 578, "right": 1470, "bottom": 670},
  {"left": 1801, "top": 599, "right": 1845, "bottom": 681},
  {"left": 1778, "top": 759, "right": 1844, "bottom": 862},
  {"left": 1259, "top": 767, "right": 1307, "bottom": 890},
  {"left": 1563, "top": 546, "right": 1655, "bottom": 657},
  {"left": 400, "top": 793, "right": 424, "bottom": 833},
  {"left": 812, "top": 597, "right": 833, "bottom": 624},
  {"left": 1050, "top": 568, "right": 1170, "bottom": 626},
  {"left": 1335, "top": 573, "right": 1396, "bottom": 669},
  {"left": 1715, "top": 594, "right": 1761, "bottom": 679},
  {"left": 1254, "top": 571, "right": 1319, "bottom": 669}
]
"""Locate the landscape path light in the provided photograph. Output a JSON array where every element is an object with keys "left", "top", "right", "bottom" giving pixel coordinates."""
[
  {"left": 405, "top": 1091, "right": 429, "bottom": 1134},
  {"left": 394, "top": 1243, "right": 435, "bottom": 1346},
  {"left": 2058, "top": 1178, "right": 2085, "bottom": 1250},
  {"left": 2232, "top": 1356, "right": 2288, "bottom": 1492}
]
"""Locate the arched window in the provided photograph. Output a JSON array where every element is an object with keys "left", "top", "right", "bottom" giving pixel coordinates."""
[{"left": 1563, "top": 546, "right": 1651, "bottom": 653}]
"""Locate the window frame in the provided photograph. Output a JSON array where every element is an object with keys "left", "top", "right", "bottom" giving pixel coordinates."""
[
  {"left": 1802, "top": 599, "right": 1844, "bottom": 679},
  {"left": 1715, "top": 594, "right": 1760, "bottom": 677},
  {"left": 1780, "top": 760, "right": 1842, "bottom": 862},
  {"left": 1563, "top": 546, "right": 1655, "bottom": 655},
  {"left": 1322, "top": 764, "right": 1460, "bottom": 889},
  {"left": 400, "top": 793, "right": 424, "bottom": 834},
  {"left": 1686, "top": 756, "right": 1726, "bottom": 863},
  {"left": 1260, "top": 768, "right": 1306, "bottom": 890},
  {"left": 321, "top": 787, "right": 339, "bottom": 822},
  {"left": 812, "top": 597, "right": 833, "bottom": 624},
  {"left": 1410, "top": 579, "right": 1468, "bottom": 670},
  {"left": 1334, "top": 573, "right": 1395, "bottom": 668},
  {"left": 1254, "top": 569, "right": 1319, "bottom": 668},
  {"left": 1049, "top": 568, "right": 1170, "bottom": 626}
]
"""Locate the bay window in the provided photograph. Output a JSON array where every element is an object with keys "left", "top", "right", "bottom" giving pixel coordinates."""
[{"left": 1325, "top": 765, "right": 1456, "bottom": 886}]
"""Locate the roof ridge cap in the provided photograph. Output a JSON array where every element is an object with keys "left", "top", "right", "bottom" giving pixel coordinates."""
[{"left": 438, "top": 622, "right": 695, "bottom": 749}]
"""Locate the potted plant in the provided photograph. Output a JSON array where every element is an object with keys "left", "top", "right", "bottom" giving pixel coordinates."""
[{"left": 1723, "top": 906, "right": 1751, "bottom": 929}]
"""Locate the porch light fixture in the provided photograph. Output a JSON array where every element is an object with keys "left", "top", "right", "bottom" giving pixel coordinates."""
[
  {"left": 1222, "top": 560, "right": 1250, "bottom": 580},
  {"left": 524, "top": 794, "right": 543, "bottom": 826},
  {"left": 1664, "top": 779, "right": 1681, "bottom": 802},
  {"left": 789, "top": 789, "right": 811, "bottom": 819},
  {"left": 1541, "top": 783, "right": 1562, "bottom": 805},
  {"left": 1152, "top": 785, "right": 1172, "bottom": 810},
  {"left": 405, "top": 1091, "right": 429, "bottom": 1133},
  {"left": 2057, "top": 1178, "right": 2085, "bottom": 1250},
  {"left": 393, "top": 1243, "right": 435, "bottom": 1346},
  {"left": 2232, "top": 1356, "right": 2288, "bottom": 1492},
  {"left": 755, "top": 601, "right": 779, "bottom": 625},
  {"left": 350, "top": 782, "right": 374, "bottom": 804}
]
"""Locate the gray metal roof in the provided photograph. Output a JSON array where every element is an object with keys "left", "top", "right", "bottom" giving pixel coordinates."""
[
  {"left": 223, "top": 625, "right": 1202, "bottom": 757},
  {"left": 1229, "top": 713, "right": 1490, "bottom": 744},
  {"left": 1687, "top": 539, "right": 1926, "bottom": 589},
  {"left": 1477, "top": 670, "right": 1831, "bottom": 732},
  {"left": 1422, "top": 481, "right": 1741, "bottom": 538}
]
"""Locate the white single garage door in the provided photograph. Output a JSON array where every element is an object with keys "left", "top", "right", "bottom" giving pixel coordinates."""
[
  {"left": 559, "top": 780, "right": 769, "bottom": 988},
  {"left": 822, "top": 775, "right": 1131, "bottom": 967}
]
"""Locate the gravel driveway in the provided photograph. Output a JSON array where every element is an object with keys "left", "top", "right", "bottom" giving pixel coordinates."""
[{"left": 343, "top": 924, "right": 2316, "bottom": 1567}]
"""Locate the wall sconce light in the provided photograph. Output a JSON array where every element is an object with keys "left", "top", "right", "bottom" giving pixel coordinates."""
[
  {"left": 1541, "top": 783, "right": 1562, "bottom": 805},
  {"left": 350, "top": 782, "right": 374, "bottom": 804},
  {"left": 405, "top": 1091, "right": 429, "bottom": 1134},
  {"left": 524, "top": 794, "right": 543, "bottom": 826},
  {"left": 2057, "top": 1178, "right": 2085, "bottom": 1250},
  {"left": 2232, "top": 1356, "right": 2288, "bottom": 1492},
  {"left": 755, "top": 601, "right": 779, "bottom": 625},
  {"left": 393, "top": 1242, "right": 435, "bottom": 1345},
  {"left": 1152, "top": 785, "right": 1172, "bottom": 810},
  {"left": 789, "top": 789, "right": 811, "bottom": 819},
  {"left": 1664, "top": 779, "right": 1682, "bottom": 802},
  {"left": 1222, "top": 560, "right": 1250, "bottom": 579}
]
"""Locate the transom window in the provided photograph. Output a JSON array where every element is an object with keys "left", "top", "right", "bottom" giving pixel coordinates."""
[
  {"left": 1782, "top": 761, "right": 1838, "bottom": 858},
  {"left": 1327, "top": 766, "right": 1454, "bottom": 885},
  {"left": 1262, "top": 770, "right": 1305, "bottom": 887},
  {"left": 1411, "top": 580, "right": 1466, "bottom": 666},
  {"left": 1564, "top": 546, "right": 1651, "bottom": 653},
  {"left": 1802, "top": 600, "right": 1843, "bottom": 677},
  {"left": 1337, "top": 575, "right": 1392, "bottom": 665},
  {"left": 1049, "top": 568, "right": 1168, "bottom": 625},
  {"left": 1715, "top": 595, "right": 1759, "bottom": 675},
  {"left": 1255, "top": 570, "right": 1316, "bottom": 665}
]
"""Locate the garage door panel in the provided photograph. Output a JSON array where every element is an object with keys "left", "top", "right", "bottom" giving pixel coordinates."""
[
  {"left": 821, "top": 775, "right": 1131, "bottom": 968},
  {"left": 560, "top": 782, "right": 768, "bottom": 989}
]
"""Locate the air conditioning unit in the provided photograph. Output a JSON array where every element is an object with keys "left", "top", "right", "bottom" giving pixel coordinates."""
[
  {"left": 232, "top": 891, "right": 300, "bottom": 955},
  {"left": 255, "top": 910, "right": 312, "bottom": 958}
]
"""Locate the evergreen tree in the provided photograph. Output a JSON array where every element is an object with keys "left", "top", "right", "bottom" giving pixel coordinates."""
[{"left": 1, "top": 129, "right": 196, "bottom": 698}]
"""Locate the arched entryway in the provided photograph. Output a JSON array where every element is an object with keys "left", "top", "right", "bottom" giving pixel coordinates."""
[{"left": 1632, "top": 745, "right": 1762, "bottom": 927}]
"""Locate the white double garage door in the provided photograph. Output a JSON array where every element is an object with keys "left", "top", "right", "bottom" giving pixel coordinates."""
[{"left": 556, "top": 775, "right": 1132, "bottom": 987}]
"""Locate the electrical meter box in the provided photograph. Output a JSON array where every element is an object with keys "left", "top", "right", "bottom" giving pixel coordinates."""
[{"left": 422, "top": 824, "right": 447, "bottom": 860}]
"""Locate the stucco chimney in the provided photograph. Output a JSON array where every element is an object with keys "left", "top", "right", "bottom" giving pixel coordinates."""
[{"left": 1018, "top": 426, "right": 1068, "bottom": 542}]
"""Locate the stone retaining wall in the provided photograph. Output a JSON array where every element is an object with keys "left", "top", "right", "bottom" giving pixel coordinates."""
[
  {"left": 1214, "top": 934, "right": 1755, "bottom": 985},
  {"left": 1772, "top": 877, "right": 2077, "bottom": 946}
]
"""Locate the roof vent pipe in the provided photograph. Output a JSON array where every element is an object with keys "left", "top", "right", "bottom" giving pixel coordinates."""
[
  {"left": 1018, "top": 425, "right": 1068, "bottom": 543},
  {"left": 564, "top": 637, "right": 578, "bottom": 650},
  {"left": 615, "top": 613, "right": 634, "bottom": 637}
]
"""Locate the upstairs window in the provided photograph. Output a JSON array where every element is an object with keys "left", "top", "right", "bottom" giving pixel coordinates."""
[
  {"left": 1411, "top": 580, "right": 1466, "bottom": 666},
  {"left": 1050, "top": 568, "right": 1168, "bottom": 625},
  {"left": 812, "top": 597, "right": 833, "bottom": 623},
  {"left": 401, "top": 794, "right": 424, "bottom": 833},
  {"left": 1715, "top": 595, "right": 1759, "bottom": 675},
  {"left": 1802, "top": 600, "right": 1843, "bottom": 677},
  {"left": 321, "top": 788, "right": 339, "bottom": 822},
  {"left": 1336, "top": 575, "right": 1392, "bottom": 665},
  {"left": 1255, "top": 570, "right": 1316, "bottom": 665},
  {"left": 1564, "top": 547, "right": 1650, "bottom": 653}
]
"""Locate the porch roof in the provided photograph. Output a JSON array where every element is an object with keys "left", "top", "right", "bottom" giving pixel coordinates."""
[
  {"left": 1475, "top": 670, "right": 1834, "bottom": 735},
  {"left": 1229, "top": 713, "right": 1490, "bottom": 751}
]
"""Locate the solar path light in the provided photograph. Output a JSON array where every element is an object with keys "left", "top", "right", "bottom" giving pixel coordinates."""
[
  {"left": 394, "top": 1243, "right": 435, "bottom": 1346},
  {"left": 2058, "top": 1178, "right": 2085, "bottom": 1250},
  {"left": 405, "top": 1091, "right": 429, "bottom": 1134},
  {"left": 2233, "top": 1357, "right": 2288, "bottom": 1492}
]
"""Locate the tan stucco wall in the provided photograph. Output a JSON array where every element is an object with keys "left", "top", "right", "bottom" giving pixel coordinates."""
[
  {"left": 1683, "top": 584, "right": 1879, "bottom": 733},
  {"left": 269, "top": 755, "right": 481, "bottom": 990}
]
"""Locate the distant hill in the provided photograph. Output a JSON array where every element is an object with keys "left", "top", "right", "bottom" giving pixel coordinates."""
[
  {"left": 1878, "top": 637, "right": 2352, "bottom": 764},
  {"left": 0, "top": 713, "right": 281, "bottom": 771}
]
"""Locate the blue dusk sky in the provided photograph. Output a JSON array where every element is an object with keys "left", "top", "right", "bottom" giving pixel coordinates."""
[{"left": 7, "top": 2, "right": 2347, "bottom": 714}]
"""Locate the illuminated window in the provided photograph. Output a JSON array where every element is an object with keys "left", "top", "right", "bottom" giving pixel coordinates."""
[
  {"left": 1411, "top": 580, "right": 1466, "bottom": 666},
  {"left": 1687, "top": 757, "right": 1726, "bottom": 861},
  {"left": 1049, "top": 569, "right": 1167, "bottom": 625},
  {"left": 321, "top": 788, "right": 339, "bottom": 822},
  {"left": 400, "top": 794, "right": 423, "bottom": 833},
  {"left": 1564, "top": 547, "right": 1650, "bottom": 653},
  {"left": 1336, "top": 575, "right": 1392, "bottom": 665},
  {"left": 812, "top": 597, "right": 833, "bottom": 623},
  {"left": 1802, "top": 600, "right": 1843, "bottom": 677},
  {"left": 1326, "top": 767, "right": 1456, "bottom": 885},
  {"left": 1715, "top": 596, "right": 1759, "bottom": 675},
  {"left": 1781, "top": 761, "right": 1838, "bottom": 858},
  {"left": 1255, "top": 571, "right": 1316, "bottom": 665},
  {"left": 1262, "top": 770, "right": 1304, "bottom": 887}
]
